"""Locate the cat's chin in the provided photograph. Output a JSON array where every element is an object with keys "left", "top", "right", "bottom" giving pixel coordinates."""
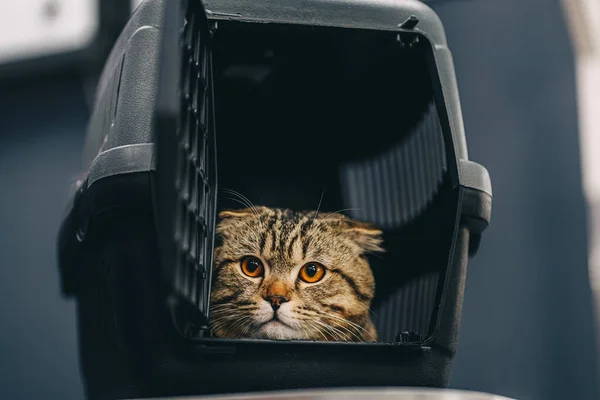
[{"left": 256, "top": 320, "right": 303, "bottom": 340}]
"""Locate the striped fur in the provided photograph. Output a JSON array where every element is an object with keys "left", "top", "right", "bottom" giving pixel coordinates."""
[{"left": 210, "top": 207, "right": 383, "bottom": 342}]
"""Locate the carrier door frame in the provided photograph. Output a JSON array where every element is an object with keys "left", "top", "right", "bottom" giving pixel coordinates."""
[{"left": 154, "top": 0, "right": 218, "bottom": 335}]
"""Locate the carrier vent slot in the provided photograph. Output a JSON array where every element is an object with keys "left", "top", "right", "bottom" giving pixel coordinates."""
[
  {"left": 340, "top": 100, "right": 447, "bottom": 340},
  {"left": 169, "top": 0, "right": 216, "bottom": 324},
  {"left": 372, "top": 272, "right": 439, "bottom": 342},
  {"left": 340, "top": 101, "right": 447, "bottom": 229}
]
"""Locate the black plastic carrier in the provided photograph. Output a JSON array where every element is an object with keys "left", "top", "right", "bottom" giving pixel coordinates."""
[{"left": 57, "top": 0, "right": 492, "bottom": 399}]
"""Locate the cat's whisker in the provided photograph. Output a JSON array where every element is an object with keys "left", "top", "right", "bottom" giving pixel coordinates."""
[
  {"left": 315, "top": 324, "right": 336, "bottom": 341},
  {"left": 211, "top": 303, "right": 258, "bottom": 310},
  {"left": 223, "top": 196, "right": 254, "bottom": 213},
  {"left": 210, "top": 320, "right": 230, "bottom": 333},
  {"left": 223, "top": 197, "right": 259, "bottom": 220},
  {"left": 231, "top": 316, "right": 254, "bottom": 334},
  {"left": 302, "top": 320, "right": 319, "bottom": 337},
  {"left": 210, "top": 301, "right": 236, "bottom": 310},
  {"left": 365, "top": 250, "right": 385, "bottom": 259},
  {"left": 305, "top": 321, "right": 328, "bottom": 341},
  {"left": 214, "top": 314, "right": 252, "bottom": 335},
  {"left": 210, "top": 323, "right": 226, "bottom": 332},
  {"left": 312, "top": 190, "right": 325, "bottom": 223},
  {"left": 222, "top": 188, "right": 256, "bottom": 209},
  {"left": 299, "top": 315, "right": 338, "bottom": 341},
  {"left": 209, "top": 303, "right": 229, "bottom": 308},
  {"left": 298, "top": 321, "right": 310, "bottom": 340},
  {"left": 320, "top": 311, "right": 368, "bottom": 331},
  {"left": 321, "top": 208, "right": 361, "bottom": 221},
  {"left": 210, "top": 305, "right": 258, "bottom": 315},
  {"left": 208, "top": 308, "right": 231, "bottom": 316},
  {"left": 313, "top": 319, "right": 347, "bottom": 341},
  {"left": 294, "top": 310, "right": 321, "bottom": 319},
  {"left": 209, "top": 310, "right": 229, "bottom": 316},
  {"left": 209, "top": 306, "right": 237, "bottom": 314},
  {"left": 210, "top": 310, "right": 248, "bottom": 322},
  {"left": 222, "top": 191, "right": 257, "bottom": 218},
  {"left": 210, "top": 304, "right": 257, "bottom": 312},
  {"left": 209, "top": 320, "right": 234, "bottom": 331},
  {"left": 209, "top": 305, "right": 234, "bottom": 312},
  {"left": 222, "top": 193, "right": 265, "bottom": 231},
  {"left": 356, "top": 302, "right": 378, "bottom": 317},
  {"left": 326, "top": 318, "right": 363, "bottom": 342},
  {"left": 326, "top": 324, "right": 348, "bottom": 342},
  {"left": 211, "top": 314, "right": 244, "bottom": 325},
  {"left": 333, "top": 318, "right": 369, "bottom": 336},
  {"left": 240, "top": 319, "right": 256, "bottom": 336},
  {"left": 315, "top": 317, "right": 354, "bottom": 341},
  {"left": 319, "top": 311, "right": 370, "bottom": 334},
  {"left": 210, "top": 313, "right": 245, "bottom": 324},
  {"left": 209, "top": 314, "right": 231, "bottom": 322},
  {"left": 222, "top": 189, "right": 261, "bottom": 219}
]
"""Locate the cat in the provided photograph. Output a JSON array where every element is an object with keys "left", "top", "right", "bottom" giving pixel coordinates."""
[{"left": 209, "top": 206, "right": 384, "bottom": 342}]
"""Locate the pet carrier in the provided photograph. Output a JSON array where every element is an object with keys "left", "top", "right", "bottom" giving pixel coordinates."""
[{"left": 57, "top": 0, "right": 492, "bottom": 398}]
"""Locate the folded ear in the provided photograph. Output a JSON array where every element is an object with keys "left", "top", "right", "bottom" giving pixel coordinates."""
[
  {"left": 218, "top": 209, "right": 255, "bottom": 219},
  {"left": 216, "top": 208, "right": 255, "bottom": 237},
  {"left": 343, "top": 220, "right": 384, "bottom": 254}
]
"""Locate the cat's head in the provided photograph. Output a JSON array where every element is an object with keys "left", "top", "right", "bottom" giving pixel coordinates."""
[{"left": 209, "top": 207, "right": 383, "bottom": 342}]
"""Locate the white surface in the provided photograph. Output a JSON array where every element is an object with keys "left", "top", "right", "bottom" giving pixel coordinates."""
[
  {"left": 562, "top": 4, "right": 600, "bottom": 271},
  {"left": 0, "top": 0, "right": 99, "bottom": 64},
  {"left": 149, "top": 388, "right": 514, "bottom": 400},
  {"left": 562, "top": 0, "right": 600, "bottom": 357},
  {"left": 132, "top": 0, "right": 145, "bottom": 13},
  {"left": 563, "top": 0, "right": 600, "bottom": 201}
]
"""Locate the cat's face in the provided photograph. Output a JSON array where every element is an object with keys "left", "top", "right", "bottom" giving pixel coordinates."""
[{"left": 210, "top": 207, "right": 383, "bottom": 342}]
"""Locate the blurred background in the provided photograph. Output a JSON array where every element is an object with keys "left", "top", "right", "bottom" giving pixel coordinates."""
[{"left": 0, "top": 0, "right": 598, "bottom": 399}]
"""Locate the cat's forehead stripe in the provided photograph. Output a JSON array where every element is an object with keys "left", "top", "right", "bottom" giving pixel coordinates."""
[
  {"left": 258, "top": 212, "right": 308, "bottom": 262},
  {"left": 285, "top": 227, "right": 301, "bottom": 259},
  {"left": 270, "top": 211, "right": 282, "bottom": 253},
  {"left": 259, "top": 215, "right": 277, "bottom": 254}
]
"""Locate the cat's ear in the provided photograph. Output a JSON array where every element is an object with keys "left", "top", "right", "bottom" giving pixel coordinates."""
[
  {"left": 216, "top": 209, "right": 255, "bottom": 237},
  {"left": 343, "top": 220, "right": 385, "bottom": 254},
  {"left": 218, "top": 209, "right": 255, "bottom": 219}
]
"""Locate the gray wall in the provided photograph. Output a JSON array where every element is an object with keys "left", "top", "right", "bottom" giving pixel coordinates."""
[
  {"left": 432, "top": 0, "right": 600, "bottom": 399},
  {"left": 0, "top": 76, "right": 86, "bottom": 398}
]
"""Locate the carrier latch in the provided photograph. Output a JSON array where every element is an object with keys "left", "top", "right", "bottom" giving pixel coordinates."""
[
  {"left": 396, "top": 330, "right": 422, "bottom": 344},
  {"left": 458, "top": 160, "right": 492, "bottom": 256}
]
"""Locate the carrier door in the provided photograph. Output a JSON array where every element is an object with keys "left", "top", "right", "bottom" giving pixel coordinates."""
[{"left": 154, "top": 0, "right": 217, "bottom": 334}]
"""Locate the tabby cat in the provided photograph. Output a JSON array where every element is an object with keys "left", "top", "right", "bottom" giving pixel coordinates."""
[{"left": 210, "top": 207, "right": 383, "bottom": 342}]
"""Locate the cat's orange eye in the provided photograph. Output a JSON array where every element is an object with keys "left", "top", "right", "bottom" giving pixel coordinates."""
[
  {"left": 299, "top": 262, "right": 326, "bottom": 283},
  {"left": 240, "top": 256, "right": 264, "bottom": 278}
]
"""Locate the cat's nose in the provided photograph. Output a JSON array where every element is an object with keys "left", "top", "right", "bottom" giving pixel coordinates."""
[{"left": 265, "top": 295, "right": 289, "bottom": 311}]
